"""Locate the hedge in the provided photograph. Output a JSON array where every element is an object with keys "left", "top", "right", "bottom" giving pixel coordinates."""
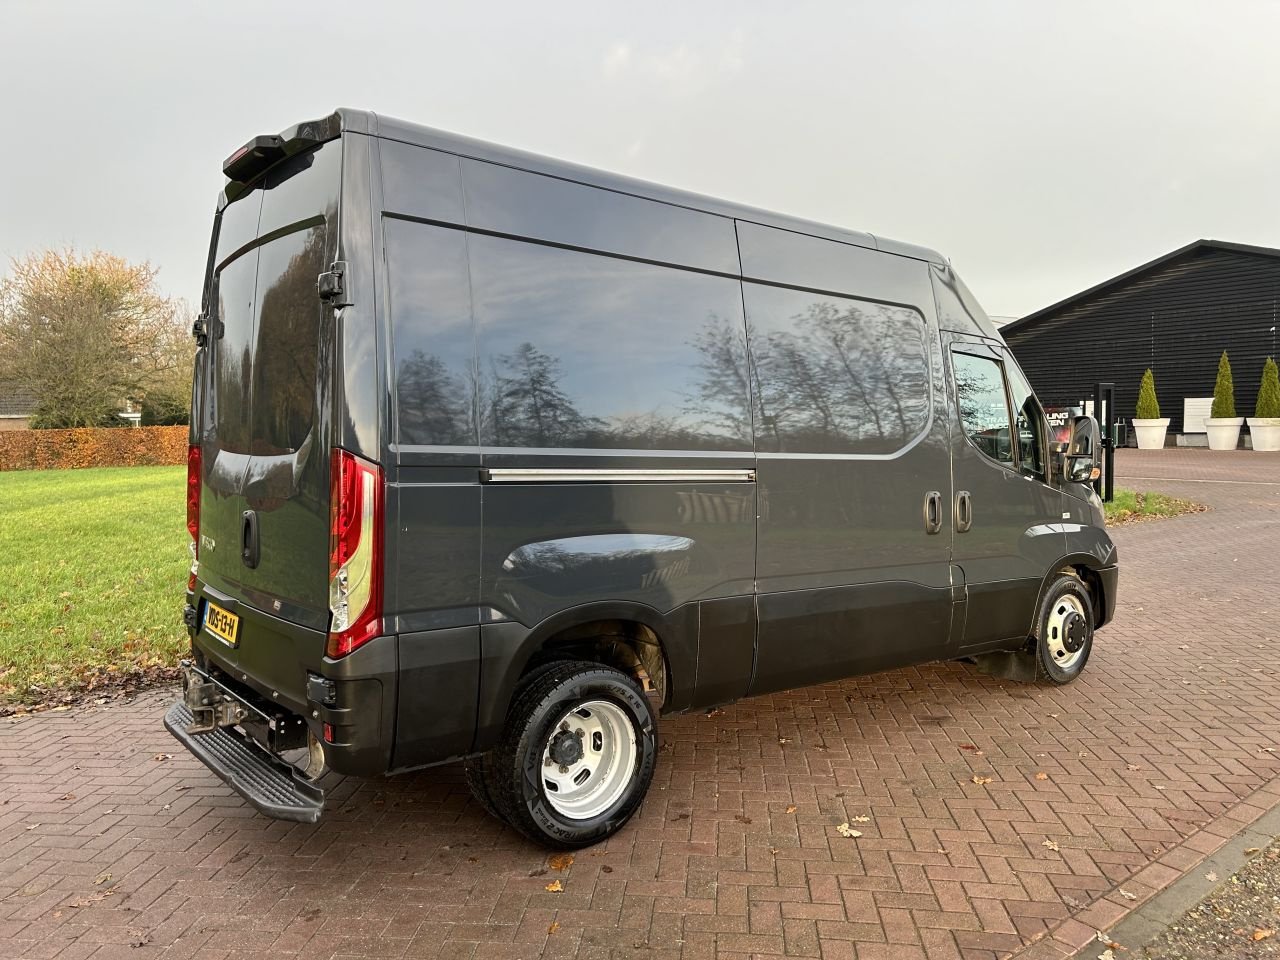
[{"left": 0, "top": 425, "right": 188, "bottom": 471}]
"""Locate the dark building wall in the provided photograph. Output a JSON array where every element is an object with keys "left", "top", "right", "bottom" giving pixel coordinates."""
[{"left": 1004, "top": 246, "right": 1280, "bottom": 434}]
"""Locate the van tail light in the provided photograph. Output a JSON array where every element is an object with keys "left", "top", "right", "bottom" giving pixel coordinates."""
[
  {"left": 186, "top": 445, "right": 201, "bottom": 591},
  {"left": 326, "top": 449, "right": 383, "bottom": 658}
]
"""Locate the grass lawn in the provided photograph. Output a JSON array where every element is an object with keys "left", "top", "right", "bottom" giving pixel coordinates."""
[
  {"left": 0, "top": 466, "right": 188, "bottom": 704},
  {"left": 1105, "top": 487, "right": 1205, "bottom": 525}
]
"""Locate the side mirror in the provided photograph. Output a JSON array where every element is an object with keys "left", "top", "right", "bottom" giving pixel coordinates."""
[{"left": 1058, "top": 416, "right": 1100, "bottom": 484}]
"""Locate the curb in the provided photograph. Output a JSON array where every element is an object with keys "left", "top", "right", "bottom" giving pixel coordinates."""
[{"left": 1009, "top": 771, "right": 1280, "bottom": 959}]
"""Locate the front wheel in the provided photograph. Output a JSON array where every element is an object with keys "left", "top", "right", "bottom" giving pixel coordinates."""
[
  {"left": 1035, "top": 574, "right": 1095, "bottom": 684},
  {"left": 478, "top": 660, "right": 657, "bottom": 848}
]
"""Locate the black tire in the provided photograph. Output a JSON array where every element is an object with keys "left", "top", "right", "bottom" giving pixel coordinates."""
[
  {"left": 463, "top": 752, "right": 505, "bottom": 822},
  {"left": 463, "top": 660, "right": 565, "bottom": 823},
  {"left": 485, "top": 660, "right": 656, "bottom": 848},
  {"left": 1034, "top": 574, "right": 1095, "bottom": 684}
]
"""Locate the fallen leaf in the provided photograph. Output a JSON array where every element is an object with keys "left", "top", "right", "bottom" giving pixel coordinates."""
[
  {"left": 1119, "top": 889, "right": 1137, "bottom": 901},
  {"left": 850, "top": 815, "right": 870, "bottom": 823},
  {"left": 1097, "top": 950, "right": 1115, "bottom": 960},
  {"left": 548, "top": 853, "right": 574, "bottom": 872},
  {"left": 69, "top": 889, "right": 116, "bottom": 908},
  {"left": 57, "top": 793, "right": 75, "bottom": 802},
  {"left": 769, "top": 847, "right": 780, "bottom": 855},
  {"left": 544, "top": 880, "right": 563, "bottom": 892},
  {"left": 1042, "top": 839, "right": 1060, "bottom": 852},
  {"left": 600, "top": 864, "right": 613, "bottom": 874},
  {"left": 93, "top": 873, "right": 111, "bottom": 886},
  {"left": 1035, "top": 772, "right": 1049, "bottom": 781},
  {"left": 1205, "top": 872, "right": 1218, "bottom": 882},
  {"left": 1126, "top": 764, "right": 1141, "bottom": 771},
  {"left": 1253, "top": 929, "right": 1275, "bottom": 942},
  {"left": 548, "top": 921, "right": 561, "bottom": 934},
  {"left": 960, "top": 743, "right": 980, "bottom": 752},
  {"left": 778, "top": 738, "right": 791, "bottom": 745},
  {"left": 785, "top": 805, "right": 797, "bottom": 814},
  {"left": 971, "top": 775, "right": 993, "bottom": 786},
  {"left": 735, "top": 814, "right": 753, "bottom": 825},
  {"left": 152, "top": 753, "right": 173, "bottom": 762},
  {"left": 1245, "top": 847, "right": 1261, "bottom": 855},
  {"left": 836, "top": 823, "right": 862, "bottom": 838}
]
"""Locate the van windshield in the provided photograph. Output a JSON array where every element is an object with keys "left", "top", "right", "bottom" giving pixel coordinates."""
[{"left": 211, "top": 140, "right": 339, "bottom": 456}]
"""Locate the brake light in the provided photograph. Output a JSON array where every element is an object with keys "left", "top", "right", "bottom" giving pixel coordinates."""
[
  {"left": 326, "top": 449, "right": 383, "bottom": 658},
  {"left": 186, "top": 445, "right": 201, "bottom": 590}
]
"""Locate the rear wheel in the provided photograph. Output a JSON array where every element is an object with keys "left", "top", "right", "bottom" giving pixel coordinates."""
[
  {"left": 478, "top": 660, "right": 656, "bottom": 848},
  {"left": 1035, "top": 574, "right": 1095, "bottom": 684}
]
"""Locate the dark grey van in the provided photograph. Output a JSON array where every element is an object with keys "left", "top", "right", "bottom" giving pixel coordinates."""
[{"left": 167, "top": 109, "right": 1118, "bottom": 848}]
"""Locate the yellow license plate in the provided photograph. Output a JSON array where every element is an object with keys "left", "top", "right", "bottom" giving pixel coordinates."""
[{"left": 203, "top": 601, "right": 240, "bottom": 647}]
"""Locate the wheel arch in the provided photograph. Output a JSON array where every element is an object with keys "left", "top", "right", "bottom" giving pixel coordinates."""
[
  {"left": 474, "top": 600, "right": 697, "bottom": 754},
  {"left": 1031, "top": 554, "right": 1112, "bottom": 634}
]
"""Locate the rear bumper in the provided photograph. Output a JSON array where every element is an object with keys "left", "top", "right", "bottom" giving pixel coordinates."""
[
  {"left": 163, "top": 699, "right": 324, "bottom": 822},
  {"left": 186, "top": 588, "right": 397, "bottom": 778}
]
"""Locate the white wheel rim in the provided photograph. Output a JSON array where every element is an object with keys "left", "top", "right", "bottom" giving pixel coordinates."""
[
  {"left": 541, "top": 699, "right": 638, "bottom": 820},
  {"left": 1045, "top": 593, "right": 1088, "bottom": 671}
]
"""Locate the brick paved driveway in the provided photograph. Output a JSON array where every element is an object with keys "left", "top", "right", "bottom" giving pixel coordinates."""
[{"left": 3, "top": 449, "right": 1279, "bottom": 960}]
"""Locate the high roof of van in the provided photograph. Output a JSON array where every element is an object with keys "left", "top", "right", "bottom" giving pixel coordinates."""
[{"left": 332, "top": 108, "right": 947, "bottom": 268}]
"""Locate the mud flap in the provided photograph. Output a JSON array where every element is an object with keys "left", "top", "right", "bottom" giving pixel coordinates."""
[{"left": 970, "top": 649, "right": 1040, "bottom": 683}]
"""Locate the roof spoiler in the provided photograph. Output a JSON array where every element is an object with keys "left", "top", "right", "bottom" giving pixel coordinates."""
[{"left": 222, "top": 112, "right": 342, "bottom": 186}]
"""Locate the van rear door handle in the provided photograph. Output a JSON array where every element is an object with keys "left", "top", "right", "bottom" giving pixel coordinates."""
[
  {"left": 241, "top": 510, "right": 261, "bottom": 569},
  {"left": 923, "top": 491, "right": 943, "bottom": 534},
  {"left": 955, "top": 491, "right": 973, "bottom": 533}
]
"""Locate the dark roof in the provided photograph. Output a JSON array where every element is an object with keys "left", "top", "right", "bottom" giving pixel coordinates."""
[
  {"left": 1003, "top": 239, "right": 1280, "bottom": 337},
  {"left": 343, "top": 108, "right": 947, "bottom": 267},
  {"left": 0, "top": 383, "right": 37, "bottom": 418}
]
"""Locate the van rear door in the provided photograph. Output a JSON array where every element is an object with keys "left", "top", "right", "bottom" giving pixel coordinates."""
[{"left": 196, "top": 138, "right": 341, "bottom": 640}]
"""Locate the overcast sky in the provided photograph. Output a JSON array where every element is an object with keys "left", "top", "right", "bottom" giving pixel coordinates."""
[{"left": 2, "top": 1, "right": 1277, "bottom": 319}]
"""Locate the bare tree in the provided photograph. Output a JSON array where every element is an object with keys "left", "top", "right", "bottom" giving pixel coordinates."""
[{"left": 0, "top": 248, "right": 193, "bottom": 428}]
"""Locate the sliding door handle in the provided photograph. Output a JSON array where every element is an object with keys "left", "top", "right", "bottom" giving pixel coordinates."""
[
  {"left": 923, "top": 491, "right": 943, "bottom": 534},
  {"left": 955, "top": 491, "right": 973, "bottom": 533}
]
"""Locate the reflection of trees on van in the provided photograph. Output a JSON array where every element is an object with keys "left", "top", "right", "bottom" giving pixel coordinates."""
[
  {"left": 485, "top": 342, "right": 602, "bottom": 448},
  {"left": 684, "top": 315, "right": 754, "bottom": 448},
  {"left": 689, "top": 294, "right": 929, "bottom": 455},
  {"left": 252, "top": 226, "right": 326, "bottom": 455},
  {"left": 398, "top": 350, "right": 474, "bottom": 445}
]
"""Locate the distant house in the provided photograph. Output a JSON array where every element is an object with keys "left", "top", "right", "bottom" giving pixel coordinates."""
[
  {"left": 1004, "top": 239, "right": 1280, "bottom": 441},
  {"left": 0, "top": 383, "right": 36, "bottom": 431}
]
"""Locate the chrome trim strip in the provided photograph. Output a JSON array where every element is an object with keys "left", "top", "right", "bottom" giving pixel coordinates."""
[{"left": 484, "top": 468, "right": 756, "bottom": 483}]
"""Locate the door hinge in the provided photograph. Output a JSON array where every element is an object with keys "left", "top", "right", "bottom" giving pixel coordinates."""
[{"left": 317, "top": 260, "right": 350, "bottom": 304}]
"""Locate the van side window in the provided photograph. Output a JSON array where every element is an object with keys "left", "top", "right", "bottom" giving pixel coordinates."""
[
  {"left": 384, "top": 219, "right": 479, "bottom": 447},
  {"left": 1004, "top": 359, "right": 1046, "bottom": 477},
  {"left": 469, "top": 234, "right": 752, "bottom": 451},
  {"left": 952, "top": 351, "right": 1014, "bottom": 466},
  {"left": 743, "top": 283, "right": 931, "bottom": 455}
]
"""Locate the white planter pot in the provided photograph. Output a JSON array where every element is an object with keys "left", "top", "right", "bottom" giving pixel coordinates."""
[
  {"left": 1205, "top": 417, "right": 1244, "bottom": 451},
  {"left": 1247, "top": 417, "right": 1280, "bottom": 452},
  {"left": 1132, "top": 418, "right": 1170, "bottom": 450}
]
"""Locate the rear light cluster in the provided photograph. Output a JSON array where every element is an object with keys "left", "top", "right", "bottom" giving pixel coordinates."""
[
  {"left": 327, "top": 449, "right": 384, "bottom": 659},
  {"left": 186, "top": 445, "right": 201, "bottom": 591}
]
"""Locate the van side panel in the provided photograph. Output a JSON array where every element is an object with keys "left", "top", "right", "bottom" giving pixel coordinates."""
[{"left": 745, "top": 224, "right": 956, "bottom": 695}]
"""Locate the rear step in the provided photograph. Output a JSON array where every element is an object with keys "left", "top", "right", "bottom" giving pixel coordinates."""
[{"left": 163, "top": 701, "right": 324, "bottom": 823}]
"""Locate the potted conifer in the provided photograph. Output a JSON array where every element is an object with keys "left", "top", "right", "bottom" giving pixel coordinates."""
[
  {"left": 1205, "top": 351, "right": 1244, "bottom": 450},
  {"left": 1132, "top": 368, "right": 1169, "bottom": 449},
  {"left": 1247, "top": 357, "right": 1280, "bottom": 452}
]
